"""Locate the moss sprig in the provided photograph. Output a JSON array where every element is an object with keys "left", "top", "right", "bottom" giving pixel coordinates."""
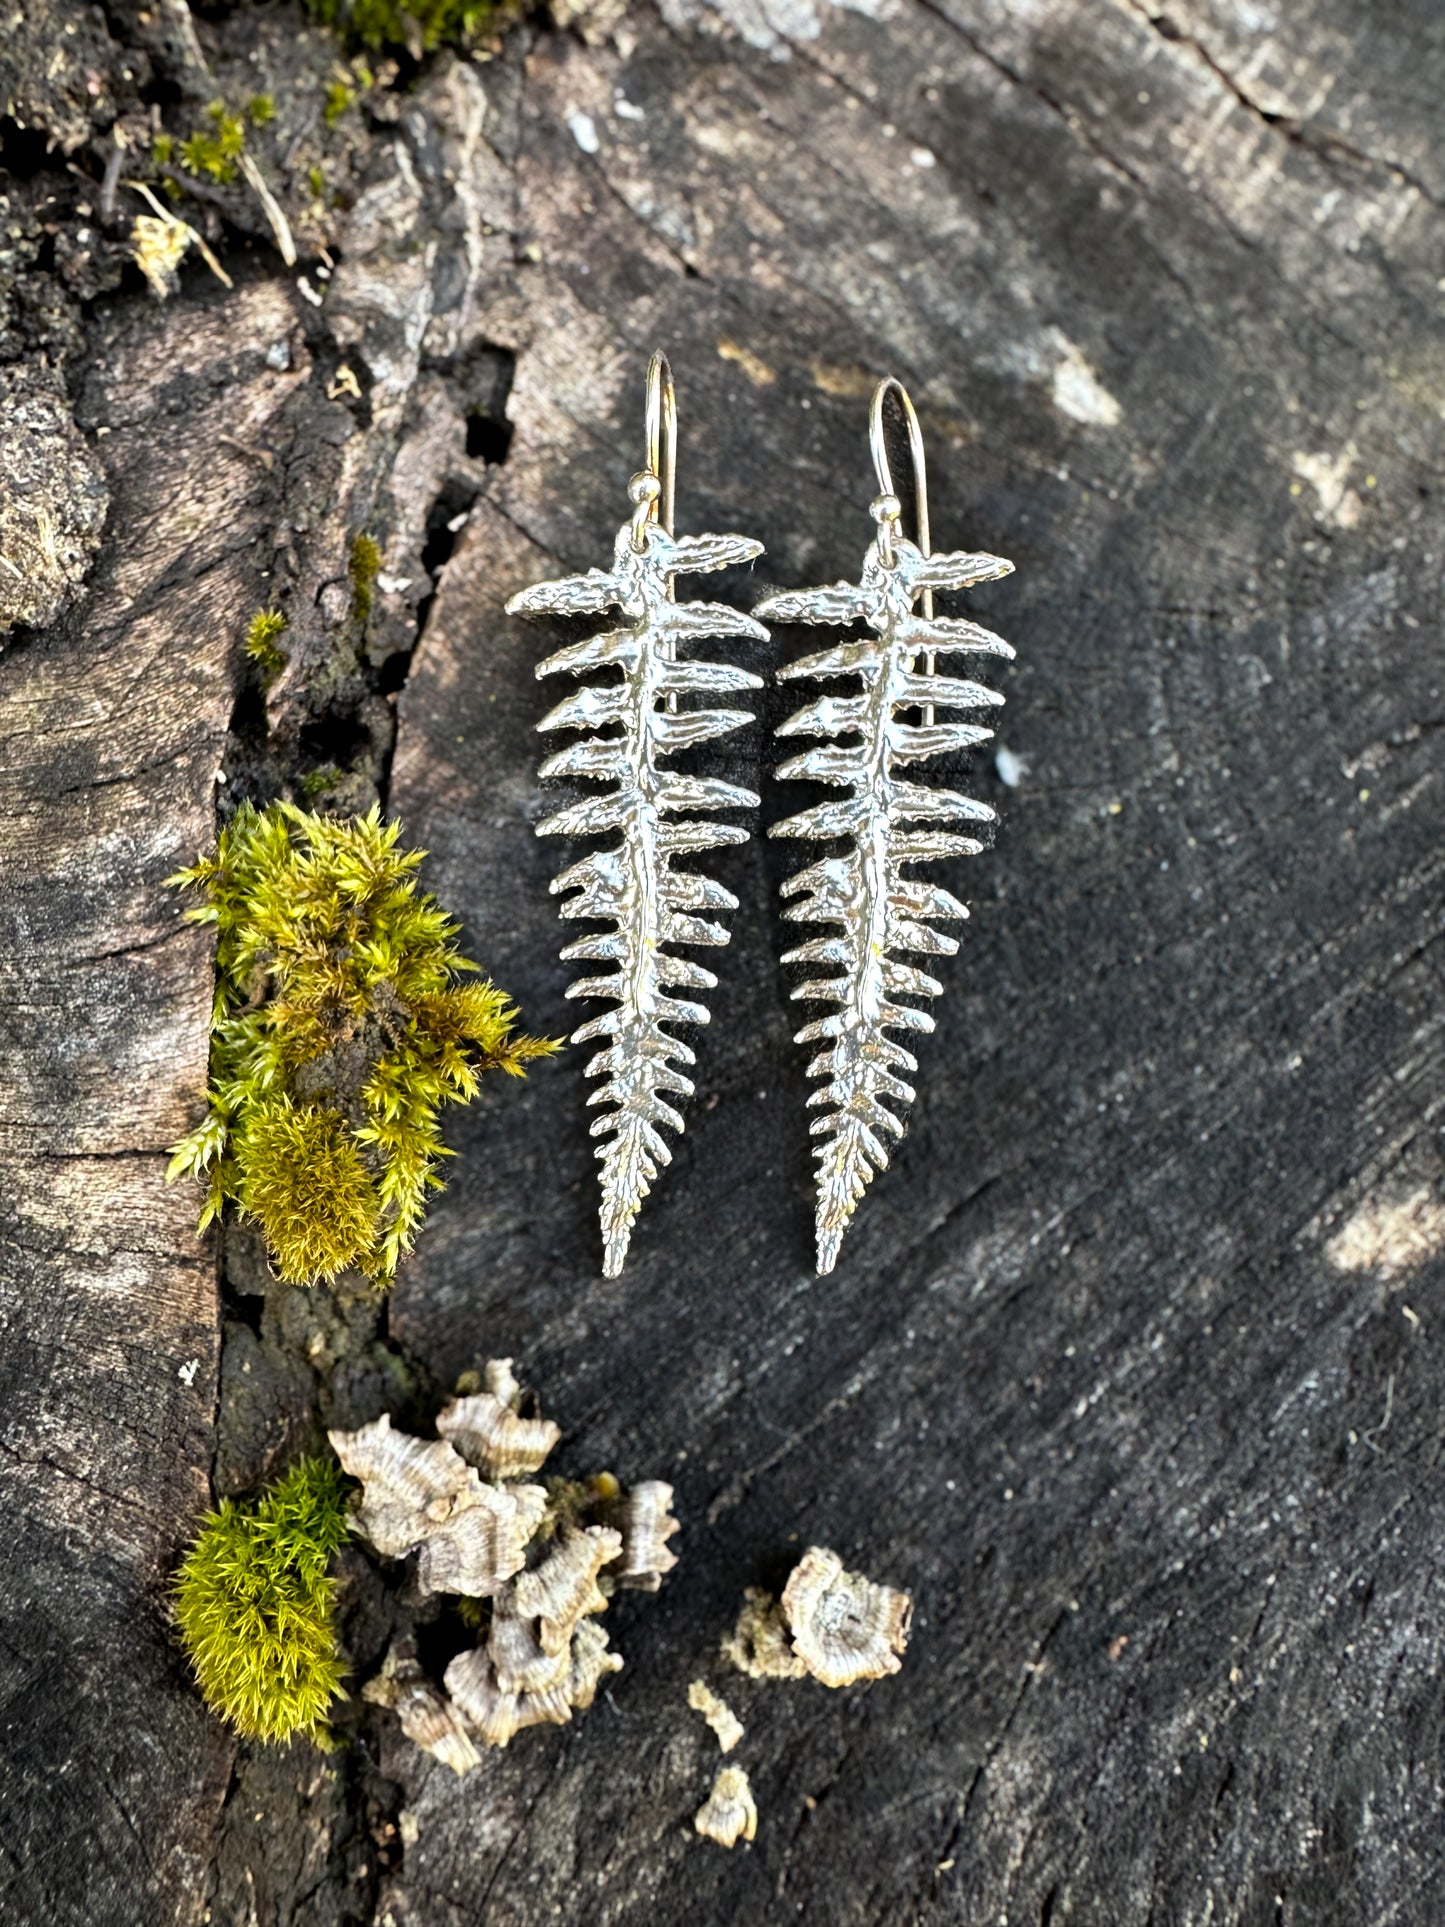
[
  {"left": 168, "top": 801, "right": 558, "bottom": 1285},
  {"left": 305, "top": 0, "right": 510, "bottom": 54},
  {"left": 180, "top": 102, "right": 248, "bottom": 186},
  {"left": 174, "top": 1457, "right": 351, "bottom": 1743},
  {"left": 348, "top": 531, "right": 382, "bottom": 623},
  {"left": 245, "top": 607, "right": 289, "bottom": 684}
]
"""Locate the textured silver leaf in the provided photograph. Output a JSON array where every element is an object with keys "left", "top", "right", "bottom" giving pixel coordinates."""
[
  {"left": 508, "top": 518, "right": 765, "bottom": 1276},
  {"left": 764, "top": 533, "right": 1015, "bottom": 1274}
]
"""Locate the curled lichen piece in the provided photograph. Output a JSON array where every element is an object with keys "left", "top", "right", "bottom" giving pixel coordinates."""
[
  {"left": 608, "top": 1480, "right": 681, "bottom": 1592},
  {"left": 328, "top": 1414, "right": 546, "bottom": 1596},
  {"left": 488, "top": 1586, "right": 571, "bottom": 1695},
  {"left": 166, "top": 801, "right": 558, "bottom": 1286},
  {"left": 174, "top": 1456, "right": 349, "bottom": 1742},
  {"left": 513, "top": 1524, "right": 623, "bottom": 1653},
  {"left": 567, "top": 1617, "right": 624, "bottom": 1710},
  {"left": 437, "top": 1358, "right": 562, "bottom": 1480},
  {"left": 327, "top": 1414, "right": 471, "bottom": 1555},
  {"left": 443, "top": 1648, "right": 573, "bottom": 1747},
  {"left": 694, "top": 1766, "right": 758, "bottom": 1848},
  {"left": 780, "top": 1545, "right": 912, "bottom": 1689},
  {"left": 722, "top": 1586, "right": 808, "bottom": 1680},
  {"left": 687, "top": 1680, "right": 744, "bottom": 1753},
  {"left": 363, "top": 1639, "right": 480, "bottom": 1776}
]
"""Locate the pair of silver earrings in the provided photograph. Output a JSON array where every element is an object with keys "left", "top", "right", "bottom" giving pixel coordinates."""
[{"left": 507, "top": 352, "right": 1016, "bottom": 1279}]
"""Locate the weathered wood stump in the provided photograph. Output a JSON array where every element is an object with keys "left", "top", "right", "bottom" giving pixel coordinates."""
[{"left": 3, "top": 1, "right": 1444, "bottom": 1921}]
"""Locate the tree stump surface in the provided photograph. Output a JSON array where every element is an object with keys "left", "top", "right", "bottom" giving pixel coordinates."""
[{"left": 2, "top": 2, "right": 1443, "bottom": 1924}]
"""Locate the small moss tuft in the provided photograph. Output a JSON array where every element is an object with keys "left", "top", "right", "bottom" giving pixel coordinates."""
[
  {"left": 300, "top": 763, "right": 346, "bottom": 801},
  {"left": 174, "top": 1456, "right": 351, "bottom": 1742},
  {"left": 247, "top": 94, "right": 277, "bottom": 126},
  {"left": 152, "top": 132, "right": 175, "bottom": 166},
  {"left": 323, "top": 79, "right": 357, "bottom": 127},
  {"left": 349, "top": 531, "right": 382, "bottom": 624},
  {"left": 167, "top": 802, "right": 558, "bottom": 1285},
  {"left": 307, "top": 165, "right": 327, "bottom": 200},
  {"left": 180, "top": 102, "right": 247, "bottom": 185},
  {"left": 245, "top": 607, "right": 289, "bottom": 684},
  {"left": 305, "top": 0, "right": 509, "bottom": 54}
]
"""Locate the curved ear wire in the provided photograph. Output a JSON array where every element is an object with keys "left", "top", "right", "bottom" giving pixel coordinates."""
[
  {"left": 871, "top": 377, "right": 939, "bottom": 724},
  {"left": 507, "top": 354, "right": 768, "bottom": 1277},
  {"left": 758, "top": 378, "right": 1018, "bottom": 1275}
]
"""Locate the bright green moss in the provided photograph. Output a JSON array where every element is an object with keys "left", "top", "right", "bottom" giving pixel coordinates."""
[
  {"left": 307, "top": 165, "right": 327, "bottom": 200},
  {"left": 152, "top": 132, "right": 175, "bottom": 166},
  {"left": 247, "top": 94, "right": 277, "bottom": 126},
  {"left": 167, "top": 802, "right": 558, "bottom": 1285},
  {"left": 245, "top": 607, "right": 289, "bottom": 684},
  {"left": 175, "top": 1457, "right": 350, "bottom": 1742},
  {"left": 236, "top": 1097, "right": 382, "bottom": 1285},
  {"left": 180, "top": 103, "right": 247, "bottom": 186},
  {"left": 348, "top": 532, "right": 382, "bottom": 624},
  {"left": 305, "top": 0, "right": 507, "bottom": 54}
]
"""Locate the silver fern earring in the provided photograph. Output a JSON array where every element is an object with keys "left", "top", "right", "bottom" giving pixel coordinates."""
[
  {"left": 756, "top": 378, "right": 1016, "bottom": 1275},
  {"left": 506, "top": 351, "right": 768, "bottom": 1277}
]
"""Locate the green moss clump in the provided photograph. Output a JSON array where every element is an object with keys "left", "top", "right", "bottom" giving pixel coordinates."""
[
  {"left": 305, "top": 0, "right": 507, "bottom": 54},
  {"left": 175, "top": 1457, "right": 351, "bottom": 1743},
  {"left": 348, "top": 531, "right": 382, "bottom": 624},
  {"left": 307, "top": 165, "right": 327, "bottom": 200},
  {"left": 245, "top": 607, "right": 289, "bottom": 683},
  {"left": 167, "top": 802, "right": 558, "bottom": 1285},
  {"left": 180, "top": 103, "right": 247, "bottom": 185},
  {"left": 323, "top": 79, "right": 357, "bottom": 126},
  {"left": 247, "top": 94, "right": 277, "bottom": 126},
  {"left": 300, "top": 763, "right": 345, "bottom": 801},
  {"left": 152, "top": 132, "right": 175, "bottom": 166}
]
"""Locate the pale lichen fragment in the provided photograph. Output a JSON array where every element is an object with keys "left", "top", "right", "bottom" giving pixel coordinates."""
[
  {"left": 608, "top": 1479, "right": 681, "bottom": 1591},
  {"left": 1050, "top": 341, "right": 1123, "bottom": 428},
  {"left": 694, "top": 1765, "right": 758, "bottom": 1847},
  {"left": 782, "top": 1545, "right": 912, "bottom": 1688},
  {"left": 688, "top": 1679, "right": 744, "bottom": 1752},
  {"left": 723, "top": 1585, "right": 808, "bottom": 1680},
  {"left": 437, "top": 1357, "right": 562, "bottom": 1480},
  {"left": 363, "top": 1640, "right": 480, "bottom": 1776}
]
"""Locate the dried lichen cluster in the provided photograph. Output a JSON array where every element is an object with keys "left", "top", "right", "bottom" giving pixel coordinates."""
[
  {"left": 687, "top": 1546, "right": 913, "bottom": 1849},
  {"left": 167, "top": 802, "right": 556, "bottom": 1286},
  {"left": 332, "top": 1359, "right": 679, "bottom": 1769}
]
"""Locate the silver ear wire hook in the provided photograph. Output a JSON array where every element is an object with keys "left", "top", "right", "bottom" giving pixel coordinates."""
[
  {"left": 868, "top": 377, "right": 936, "bottom": 723},
  {"left": 629, "top": 350, "right": 680, "bottom": 706},
  {"left": 630, "top": 349, "right": 677, "bottom": 550}
]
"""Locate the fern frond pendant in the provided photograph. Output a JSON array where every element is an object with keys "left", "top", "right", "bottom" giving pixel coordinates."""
[
  {"left": 506, "top": 353, "right": 767, "bottom": 1275},
  {"left": 757, "top": 379, "right": 1017, "bottom": 1275}
]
